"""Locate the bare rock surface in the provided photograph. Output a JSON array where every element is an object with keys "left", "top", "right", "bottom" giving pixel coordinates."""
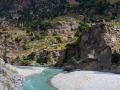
[
  {"left": 65, "top": 22, "right": 120, "bottom": 70},
  {"left": 0, "top": 59, "right": 23, "bottom": 90}
]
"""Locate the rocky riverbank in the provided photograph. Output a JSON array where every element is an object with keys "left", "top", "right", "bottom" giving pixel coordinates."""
[
  {"left": 16, "top": 66, "right": 46, "bottom": 77},
  {"left": 0, "top": 58, "right": 46, "bottom": 90},
  {"left": 0, "top": 59, "right": 23, "bottom": 90}
]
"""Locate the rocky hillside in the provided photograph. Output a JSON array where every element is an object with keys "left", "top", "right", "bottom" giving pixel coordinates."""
[
  {"left": 0, "top": 16, "right": 80, "bottom": 65},
  {"left": 0, "top": 0, "right": 119, "bottom": 30},
  {"left": 0, "top": 1, "right": 120, "bottom": 90},
  {"left": 68, "top": 0, "right": 120, "bottom": 4},
  {"left": 108, "top": 0, "right": 120, "bottom": 4},
  {"left": 0, "top": 0, "right": 120, "bottom": 69}
]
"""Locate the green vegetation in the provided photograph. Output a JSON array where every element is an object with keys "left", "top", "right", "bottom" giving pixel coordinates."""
[
  {"left": 76, "top": 0, "right": 110, "bottom": 14},
  {"left": 3, "top": 38, "right": 8, "bottom": 63},
  {"left": 20, "top": 60, "right": 31, "bottom": 66},
  {"left": 2, "top": 0, "right": 70, "bottom": 30},
  {"left": 112, "top": 52, "right": 120, "bottom": 64},
  {"left": 25, "top": 36, "right": 67, "bottom": 51},
  {"left": 112, "top": 22, "right": 120, "bottom": 27},
  {"left": 26, "top": 26, "right": 34, "bottom": 34},
  {"left": 15, "top": 36, "right": 22, "bottom": 43},
  {"left": 0, "top": 0, "right": 120, "bottom": 66},
  {"left": 1, "top": 0, "right": 119, "bottom": 31},
  {"left": 20, "top": 56, "right": 31, "bottom": 65},
  {"left": 39, "top": 20, "right": 51, "bottom": 31},
  {"left": 0, "top": 0, "right": 16, "bottom": 17},
  {"left": 79, "top": 22, "right": 91, "bottom": 32},
  {"left": 36, "top": 57, "right": 45, "bottom": 64}
]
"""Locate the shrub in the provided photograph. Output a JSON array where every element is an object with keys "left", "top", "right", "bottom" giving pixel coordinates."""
[
  {"left": 36, "top": 57, "right": 46, "bottom": 64},
  {"left": 20, "top": 56, "right": 31, "bottom": 65},
  {"left": 79, "top": 22, "right": 91, "bottom": 32},
  {"left": 112, "top": 52, "right": 120, "bottom": 64},
  {"left": 56, "top": 36, "right": 64, "bottom": 43},
  {"left": 15, "top": 36, "right": 22, "bottom": 43},
  {"left": 11, "top": 56, "right": 20, "bottom": 65},
  {"left": 39, "top": 20, "right": 51, "bottom": 30},
  {"left": 26, "top": 26, "right": 33, "bottom": 34},
  {"left": 20, "top": 60, "right": 31, "bottom": 66},
  {"left": 47, "top": 56, "right": 55, "bottom": 65}
]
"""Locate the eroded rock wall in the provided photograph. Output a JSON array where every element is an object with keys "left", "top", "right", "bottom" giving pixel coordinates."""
[{"left": 64, "top": 22, "right": 120, "bottom": 70}]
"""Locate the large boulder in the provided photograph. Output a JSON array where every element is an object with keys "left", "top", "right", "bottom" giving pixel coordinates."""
[
  {"left": 97, "top": 46, "right": 112, "bottom": 69},
  {"left": 64, "top": 65, "right": 76, "bottom": 72},
  {"left": 65, "top": 22, "right": 120, "bottom": 70}
]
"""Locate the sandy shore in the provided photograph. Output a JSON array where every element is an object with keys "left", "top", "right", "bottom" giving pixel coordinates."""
[
  {"left": 51, "top": 71, "right": 120, "bottom": 90},
  {"left": 15, "top": 66, "right": 46, "bottom": 77}
]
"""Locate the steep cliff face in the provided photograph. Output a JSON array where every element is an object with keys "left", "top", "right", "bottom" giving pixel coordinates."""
[{"left": 64, "top": 22, "right": 120, "bottom": 70}]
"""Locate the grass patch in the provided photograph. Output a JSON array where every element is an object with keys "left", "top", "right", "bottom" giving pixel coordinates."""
[{"left": 25, "top": 36, "right": 67, "bottom": 51}]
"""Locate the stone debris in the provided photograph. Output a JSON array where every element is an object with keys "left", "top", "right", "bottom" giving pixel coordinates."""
[{"left": 0, "top": 58, "right": 23, "bottom": 90}]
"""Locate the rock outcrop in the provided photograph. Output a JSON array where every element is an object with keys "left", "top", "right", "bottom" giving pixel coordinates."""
[
  {"left": 64, "top": 22, "right": 120, "bottom": 70},
  {"left": 23, "top": 17, "right": 79, "bottom": 65},
  {"left": 47, "top": 17, "right": 79, "bottom": 36},
  {"left": 0, "top": 59, "right": 23, "bottom": 90},
  {"left": 28, "top": 49, "right": 66, "bottom": 65}
]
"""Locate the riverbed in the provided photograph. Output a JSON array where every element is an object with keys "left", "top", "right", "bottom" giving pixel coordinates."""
[
  {"left": 18, "top": 67, "right": 62, "bottom": 90},
  {"left": 51, "top": 71, "right": 120, "bottom": 90},
  {"left": 16, "top": 66, "right": 120, "bottom": 90}
]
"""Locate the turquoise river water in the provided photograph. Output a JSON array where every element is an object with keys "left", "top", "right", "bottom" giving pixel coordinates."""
[{"left": 23, "top": 68, "right": 62, "bottom": 90}]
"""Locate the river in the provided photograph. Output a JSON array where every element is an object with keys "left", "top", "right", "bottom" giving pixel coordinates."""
[{"left": 23, "top": 68, "right": 63, "bottom": 90}]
